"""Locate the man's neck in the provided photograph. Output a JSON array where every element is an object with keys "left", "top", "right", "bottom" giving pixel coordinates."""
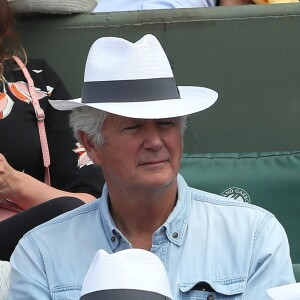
[{"left": 108, "top": 182, "right": 178, "bottom": 250}]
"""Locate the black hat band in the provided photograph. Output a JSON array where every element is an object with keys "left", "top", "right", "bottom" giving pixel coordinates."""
[{"left": 82, "top": 77, "right": 180, "bottom": 103}]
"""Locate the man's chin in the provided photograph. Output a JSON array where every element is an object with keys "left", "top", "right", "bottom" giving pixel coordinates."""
[{"left": 137, "top": 175, "right": 177, "bottom": 190}]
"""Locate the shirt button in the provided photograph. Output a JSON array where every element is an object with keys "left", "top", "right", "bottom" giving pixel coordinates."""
[
  {"left": 172, "top": 232, "right": 178, "bottom": 238},
  {"left": 111, "top": 236, "right": 116, "bottom": 242},
  {"left": 207, "top": 295, "right": 214, "bottom": 300}
]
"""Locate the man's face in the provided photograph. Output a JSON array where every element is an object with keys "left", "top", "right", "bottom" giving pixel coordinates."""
[{"left": 91, "top": 114, "right": 183, "bottom": 191}]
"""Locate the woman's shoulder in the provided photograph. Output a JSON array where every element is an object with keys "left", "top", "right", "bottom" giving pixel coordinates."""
[
  {"left": 26, "top": 58, "right": 48, "bottom": 68},
  {"left": 26, "top": 58, "right": 54, "bottom": 75}
]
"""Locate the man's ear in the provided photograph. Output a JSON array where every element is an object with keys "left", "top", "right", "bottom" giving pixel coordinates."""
[{"left": 78, "top": 131, "right": 103, "bottom": 165}]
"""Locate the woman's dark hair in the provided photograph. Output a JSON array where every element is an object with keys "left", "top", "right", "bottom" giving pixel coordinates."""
[{"left": 0, "top": 0, "right": 25, "bottom": 80}]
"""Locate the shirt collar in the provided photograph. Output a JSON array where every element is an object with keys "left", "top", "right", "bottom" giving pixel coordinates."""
[
  {"left": 161, "top": 174, "right": 191, "bottom": 246},
  {"left": 99, "top": 174, "right": 191, "bottom": 248},
  {"left": 99, "top": 186, "right": 124, "bottom": 250}
]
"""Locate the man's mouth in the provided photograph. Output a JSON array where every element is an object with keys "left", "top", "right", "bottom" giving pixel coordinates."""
[{"left": 139, "top": 159, "right": 168, "bottom": 166}]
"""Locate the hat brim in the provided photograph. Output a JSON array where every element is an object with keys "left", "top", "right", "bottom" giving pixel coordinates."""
[
  {"left": 49, "top": 86, "right": 218, "bottom": 119},
  {"left": 80, "top": 289, "right": 170, "bottom": 300}
]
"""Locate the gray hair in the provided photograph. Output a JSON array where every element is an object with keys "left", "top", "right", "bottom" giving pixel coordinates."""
[
  {"left": 70, "top": 106, "right": 108, "bottom": 145},
  {"left": 70, "top": 106, "right": 188, "bottom": 145}
]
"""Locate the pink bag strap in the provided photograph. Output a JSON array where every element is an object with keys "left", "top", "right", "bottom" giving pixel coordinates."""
[{"left": 12, "top": 56, "right": 51, "bottom": 185}]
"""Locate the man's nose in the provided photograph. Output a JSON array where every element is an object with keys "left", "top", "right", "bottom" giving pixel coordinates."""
[{"left": 142, "top": 123, "right": 164, "bottom": 150}]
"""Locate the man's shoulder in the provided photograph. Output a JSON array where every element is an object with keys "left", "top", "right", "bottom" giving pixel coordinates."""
[
  {"left": 178, "top": 174, "right": 272, "bottom": 217},
  {"left": 188, "top": 185, "right": 273, "bottom": 217},
  {"left": 26, "top": 199, "right": 101, "bottom": 236},
  {"left": 186, "top": 186, "right": 282, "bottom": 246}
]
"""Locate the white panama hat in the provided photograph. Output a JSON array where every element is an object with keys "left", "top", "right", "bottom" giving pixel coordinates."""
[
  {"left": 80, "top": 249, "right": 172, "bottom": 300},
  {"left": 267, "top": 282, "right": 300, "bottom": 300},
  {"left": 50, "top": 34, "right": 218, "bottom": 119}
]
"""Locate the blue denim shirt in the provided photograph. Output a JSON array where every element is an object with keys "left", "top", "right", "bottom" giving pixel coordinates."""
[
  {"left": 94, "top": 0, "right": 217, "bottom": 13},
  {"left": 9, "top": 175, "right": 295, "bottom": 299}
]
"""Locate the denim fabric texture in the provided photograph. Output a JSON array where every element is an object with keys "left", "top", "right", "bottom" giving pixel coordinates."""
[{"left": 9, "top": 175, "right": 295, "bottom": 299}]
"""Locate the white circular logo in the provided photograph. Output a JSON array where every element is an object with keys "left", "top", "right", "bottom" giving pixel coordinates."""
[{"left": 221, "top": 187, "right": 251, "bottom": 203}]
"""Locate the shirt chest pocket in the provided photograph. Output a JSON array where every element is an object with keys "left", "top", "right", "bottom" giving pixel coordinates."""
[
  {"left": 179, "top": 277, "right": 245, "bottom": 300},
  {"left": 52, "top": 284, "right": 82, "bottom": 300}
]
